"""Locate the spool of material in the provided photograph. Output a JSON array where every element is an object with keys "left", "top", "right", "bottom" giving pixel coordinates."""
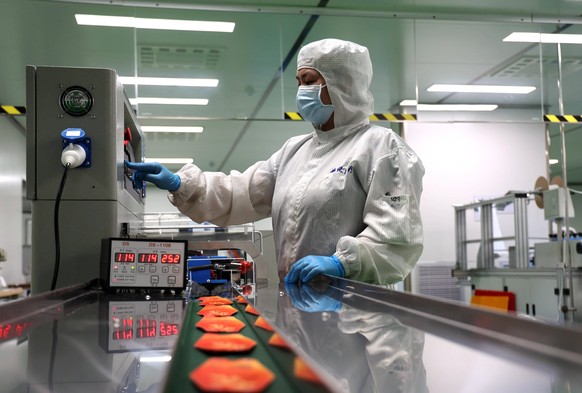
[{"left": 534, "top": 176, "right": 549, "bottom": 208}]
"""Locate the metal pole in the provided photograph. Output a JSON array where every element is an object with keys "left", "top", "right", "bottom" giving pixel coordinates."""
[
  {"left": 513, "top": 195, "right": 529, "bottom": 269},
  {"left": 480, "top": 203, "right": 494, "bottom": 269},
  {"left": 455, "top": 208, "right": 467, "bottom": 269},
  {"left": 556, "top": 42, "right": 576, "bottom": 322}
]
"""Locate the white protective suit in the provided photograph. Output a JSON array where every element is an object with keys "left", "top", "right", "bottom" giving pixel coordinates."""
[{"left": 169, "top": 39, "right": 425, "bottom": 285}]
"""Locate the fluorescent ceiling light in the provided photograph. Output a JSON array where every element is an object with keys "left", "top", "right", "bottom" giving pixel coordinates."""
[
  {"left": 75, "top": 14, "right": 235, "bottom": 32},
  {"left": 428, "top": 84, "right": 535, "bottom": 94},
  {"left": 120, "top": 76, "right": 218, "bottom": 87},
  {"left": 141, "top": 126, "right": 203, "bottom": 133},
  {"left": 140, "top": 355, "right": 172, "bottom": 363},
  {"left": 417, "top": 104, "right": 498, "bottom": 111},
  {"left": 145, "top": 158, "right": 194, "bottom": 165},
  {"left": 130, "top": 98, "right": 208, "bottom": 105},
  {"left": 549, "top": 159, "right": 559, "bottom": 165},
  {"left": 398, "top": 100, "right": 498, "bottom": 111},
  {"left": 503, "top": 32, "right": 582, "bottom": 44}
]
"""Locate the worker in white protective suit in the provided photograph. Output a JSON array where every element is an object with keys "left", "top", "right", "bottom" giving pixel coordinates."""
[{"left": 125, "top": 38, "right": 425, "bottom": 286}]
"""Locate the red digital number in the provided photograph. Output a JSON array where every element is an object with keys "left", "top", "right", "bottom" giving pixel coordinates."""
[
  {"left": 159, "top": 322, "right": 179, "bottom": 336},
  {"left": 136, "top": 319, "right": 157, "bottom": 338},
  {"left": 161, "top": 254, "right": 180, "bottom": 264},
  {"left": 113, "top": 329, "right": 133, "bottom": 340},
  {"left": 1, "top": 324, "right": 11, "bottom": 339},
  {"left": 139, "top": 253, "right": 158, "bottom": 263},
  {"left": 112, "top": 318, "right": 134, "bottom": 340},
  {"left": 115, "top": 252, "right": 135, "bottom": 263}
]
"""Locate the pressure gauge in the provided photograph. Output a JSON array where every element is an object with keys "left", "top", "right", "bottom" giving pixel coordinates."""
[{"left": 60, "top": 86, "right": 93, "bottom": 116}]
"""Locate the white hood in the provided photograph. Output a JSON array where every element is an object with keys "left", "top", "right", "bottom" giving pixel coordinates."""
[{"left": 297, "top": 38, "right": 374, "bottom": 127}]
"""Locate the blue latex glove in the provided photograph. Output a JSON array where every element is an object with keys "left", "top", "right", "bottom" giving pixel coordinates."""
[
  {"left": 125, "top": 161, "right": 181, "bottom": 191},
  {"left": 285, "top": 283, "right": 341, "bottom": 312},
  {"left": 284, "top": 255, "right": 345, "bottom": 284}
]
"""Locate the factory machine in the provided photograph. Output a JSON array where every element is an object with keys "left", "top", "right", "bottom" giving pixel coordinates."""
[
  {"left": 3, "top": 66, "right": 582, "bottom": 392},
  {"left": 25, "top": 65, "right": 146, "bottom": 293},
  {"left": 453, "top": 184, "right": 582, "bottom": 324}
]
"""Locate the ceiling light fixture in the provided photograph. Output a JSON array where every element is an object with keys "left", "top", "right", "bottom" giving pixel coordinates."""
[
  {"left": 428, "top": 84, "right": 535, "bottom": 94},
  {"left": 503, "top": 32, "right": 582, "bottom": 44},
  {"left": 141, "top": 126, "right": 204, "bottom": 133},
  {"left": 130, "top": 98, "right": 208, "bottom": 105},
  {"left": 417, "top": 104, "right": 498, "bottom": 111},
  {"left": 399, "top": 100, "right": 498, "bottom": 111},
  {"left": 120, "top": 76, "right": 218, "bottom": 87},
  {"left": 75, "top": 14, "right": 235, "bottom": 32},
  {"left": 145, "top": 158, "right": 194, "bottom": 165}
]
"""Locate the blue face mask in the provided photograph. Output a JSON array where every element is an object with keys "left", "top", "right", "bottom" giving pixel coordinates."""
[{"left": 296, "top": 84, "right": 335, "bottom": 125}]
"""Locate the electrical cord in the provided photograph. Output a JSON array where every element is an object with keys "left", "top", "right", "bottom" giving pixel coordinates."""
[{"left": 51, "top": 162, "right": 71, "bottom": 291}]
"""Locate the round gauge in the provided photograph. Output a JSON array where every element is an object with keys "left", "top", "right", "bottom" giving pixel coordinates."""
[{"left": 60, "top": 86, "right": 93, "bottom": 116}]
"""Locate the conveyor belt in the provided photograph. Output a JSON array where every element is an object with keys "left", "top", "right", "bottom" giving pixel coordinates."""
[{"left": 163, "top": 298, "right": 330, "bottom": 392}]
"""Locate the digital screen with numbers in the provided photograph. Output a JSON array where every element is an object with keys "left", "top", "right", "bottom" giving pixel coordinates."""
[
  {"left": 161, "top": 254, "right": 181, "bottom": 264},
  {"left": 105, "top": 238, "right": 188, "bottom": 290},
  {"left": 115, "top": 252, "right": 135, "bottom": 263},
  {"left": 138, "top": 253, "right": 158, "bottom": 263},
  {"left": 105, "top": 299, "right": 184, "bottom": 353},
  {"left": 160, "top": 322, "right": 179, "bottom": 336}
]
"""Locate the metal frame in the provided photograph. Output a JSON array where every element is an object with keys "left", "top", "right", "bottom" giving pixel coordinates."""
[
  {"left": 136, "top": 214, "right": 276, "bottom": 286},
  {"left": 454, "top": 192, "right": 530, "bottom": 269}
]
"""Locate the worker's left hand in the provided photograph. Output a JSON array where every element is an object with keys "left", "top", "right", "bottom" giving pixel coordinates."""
[
  {"left": 285, "top": 283, "right": 341, "bottom": 312},
  {"left": 284, "top": 255, "right": 345, "bottom": 284}
]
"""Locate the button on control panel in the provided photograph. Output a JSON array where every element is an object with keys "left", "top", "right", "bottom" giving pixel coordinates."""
[{"left": 104, "top": 238, "right": 188, "bottom": 290}]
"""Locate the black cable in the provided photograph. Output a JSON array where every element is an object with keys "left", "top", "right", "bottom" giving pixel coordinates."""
[{"left": 51, "top": 163, "right": 71, "bottom": 291}]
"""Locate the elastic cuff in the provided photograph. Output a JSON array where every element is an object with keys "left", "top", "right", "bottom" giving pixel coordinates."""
[
  {"left": 168, "top": 175, "right": 181, "bottom": 192},
  {"left": 331, "top": 255, "right": 345, "bottom": 277}
]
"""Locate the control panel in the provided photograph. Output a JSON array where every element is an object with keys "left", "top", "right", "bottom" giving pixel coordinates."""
[
  {"left": 99, "top": 298, "right": 184, "bottom": 353},
  {"left": 102, "top": 238, "right": 188, "bottom": 291}
]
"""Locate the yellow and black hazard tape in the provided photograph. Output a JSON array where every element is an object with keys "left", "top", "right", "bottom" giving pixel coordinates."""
[
  {"left": 0, "top": 105, "right": 26, "bottom": 115},
  {"left": 544, "top": 114, "right": 582, "bottom": 123},
  {"left": 285, "top": 112, "right": 417, "bottom": 121},
  {"left": 369, "top": 113, "right": 417, "bottom": 121},
  {"left": 284, "top": 112, "right": 304, "bottom": 120}
]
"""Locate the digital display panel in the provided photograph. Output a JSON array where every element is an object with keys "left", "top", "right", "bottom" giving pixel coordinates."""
[
  {"left": 111, "top": 318, "right": 134, "bottom": 340},
  {"left": 1, "top": 322, "right": 31, "bottom": 342},
  {"left": 159, "top": 322, "right": 179, "bottom": 336},
  {"left": 115, "top": 252, "right": 135, "bottom": 263},
  {"left": 107, "top": 238, "right": 187, "bottom": 290},
  {"left": 161, "top": 254, "right": 181, "bottom": 264},
  {"left": 136, "top": 319, "right": 157, "bottom": 339},
  {"left": 112, "top": 329, "right": 133, "bottom": 340},
  {"left": 138, "top": 253, "right": 158, "bottom": 263}
]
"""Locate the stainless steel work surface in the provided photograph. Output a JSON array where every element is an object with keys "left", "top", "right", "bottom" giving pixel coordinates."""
[
  {"left": 253, "top": 277, "right": 582, "bottom": 393},
  {"left": 2, "top": 277, "right": 582, "bottom": 393}
]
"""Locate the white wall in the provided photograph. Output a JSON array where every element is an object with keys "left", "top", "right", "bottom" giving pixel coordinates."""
[
  {"left": 0, "top": 117, "right": 27, "bottom": 286},
  {"left": 405, "top": 112, "right": 547, "bottom": 265}
]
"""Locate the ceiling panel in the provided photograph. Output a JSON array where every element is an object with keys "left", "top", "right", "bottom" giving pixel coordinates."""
[{"left": 2, "top": 0, "right": 582, "bottom": 184}]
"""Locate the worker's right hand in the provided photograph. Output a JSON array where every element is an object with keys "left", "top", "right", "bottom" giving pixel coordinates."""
[
  {"left": 124, "top": 161, "right": 181, "bottom": 191},
  {"left": 284, "top": 255, "right": 345, "bottom": 284},
  {"left": 285, "top": 283, "right": 341, "bottom": 313}
]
